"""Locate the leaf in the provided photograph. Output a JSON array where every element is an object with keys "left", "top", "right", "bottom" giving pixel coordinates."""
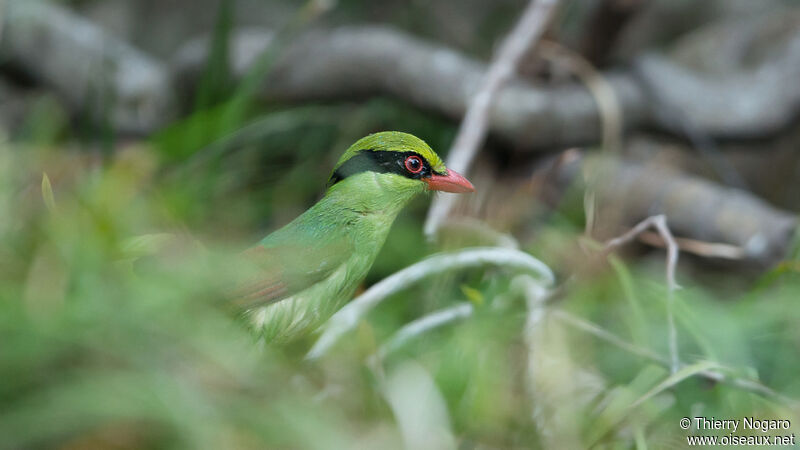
[
  {"left": 382, "top": 362, "right": 456, "bottom": 450},
  {"left": 634, "top": 426, "right": 648, "bottom": 450},
  {"left": 587, "top": 365, "right": 667, "bottom": 445},
  {"left": 609, "top": 256, "right": 647, "bottom": 346},
  {"left": 629, "top": 361, "right": 721, "bottom": 410},
  {"left": 120, "top": 233, "right": 177, "bottom": 259},
  {"left": 41, "top": 173, "right": 56, "bottom": 213},
  {"left": 194, "top": 0, "right": 235, "bottom": 110},
  {"left": 460, "top": 285, "right": 484, "bottom": 306},
  {"left": 671, "top": 297, "right": 720, "bottom": 361},
  {"left": 587, "top": 362, "right": 718, "bottom": 446}
]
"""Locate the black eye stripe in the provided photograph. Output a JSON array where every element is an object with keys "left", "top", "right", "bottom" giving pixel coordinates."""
[{"left": 329, "top": 150, "right": 433, "bottom": 186}]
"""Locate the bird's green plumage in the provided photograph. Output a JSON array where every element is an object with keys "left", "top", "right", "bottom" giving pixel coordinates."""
[{"left": 241, "top": 131, "right": 457, "bottom": 342}]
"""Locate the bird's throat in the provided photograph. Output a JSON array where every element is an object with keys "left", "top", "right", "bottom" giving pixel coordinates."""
[{"left": 325, "top": 172, "right": 422, "bottom": 218}]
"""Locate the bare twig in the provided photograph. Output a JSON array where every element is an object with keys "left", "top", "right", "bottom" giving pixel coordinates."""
[
  {"left": 572, "top": 156, "right": 797, "bottom": 267},
  {"left": 1, "top": 0, "right": 174, "bottom": 134},
  {"left": 173, "top": 10, "right": 800, "bottom": 149},
  {"left": 306, "top": 247, "right": 554, "bottom": 360},
  {"left": 423, "top": 0, "right": 559, "bottom": 240},
  {"left": 604, "top": 215, "right": 680, "bottom": 373},
  {"left": 638, "top": 231, "right": 745, "bottom": 260}
]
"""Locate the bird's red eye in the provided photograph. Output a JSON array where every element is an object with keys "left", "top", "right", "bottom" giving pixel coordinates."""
[{"left": 404, "top": 155, "right": 423, "bottom": 174}]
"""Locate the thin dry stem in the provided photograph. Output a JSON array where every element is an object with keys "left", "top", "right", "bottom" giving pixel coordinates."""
[
  {"left": 424, "top": 0, "right": 559, "bottom": 239},
  {"left": 638, "top": 231, "right": 745, "bottom": 260},
  {"left": 604, "top": 215, "right": 680, "bottom": 373}
]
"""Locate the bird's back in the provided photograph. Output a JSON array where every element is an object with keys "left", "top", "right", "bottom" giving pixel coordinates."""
[{"left": 240, "top": 182, "right": 403, "bottom": 342}]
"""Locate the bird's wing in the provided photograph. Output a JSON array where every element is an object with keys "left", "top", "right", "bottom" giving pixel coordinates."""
[{"left": 233, "top": 238, "right": 351, "bottom": 308}]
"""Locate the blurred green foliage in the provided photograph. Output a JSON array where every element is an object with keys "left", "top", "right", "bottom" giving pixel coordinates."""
[
  {"left": 2, "top": 90, "right": 799, "bottom": 447},
  {"left": 1, "top": 1, "right": 799, "bottom": 448}
]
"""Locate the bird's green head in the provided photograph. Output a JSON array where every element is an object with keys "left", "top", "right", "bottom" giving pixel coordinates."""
[{"left": 328, "top": 131, "right": 475, "bottom": 195}]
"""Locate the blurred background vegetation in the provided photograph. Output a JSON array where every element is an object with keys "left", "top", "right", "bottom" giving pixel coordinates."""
[{"left": 1, "top": 0, "right": 800, "bottom": 448}]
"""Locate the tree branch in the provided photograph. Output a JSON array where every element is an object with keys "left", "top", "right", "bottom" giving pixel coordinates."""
[
  {"left": 173, "top": 9, "right": 800, "bottom": 148},
  {"left": 0, "top": 0, "right": 175, "bottom": 134},
  {"left": 172, "top": 26, "right": 648, "bottom": 149},
  {"left": 580, "top": 156, "right": 797, "bottom": 268}
]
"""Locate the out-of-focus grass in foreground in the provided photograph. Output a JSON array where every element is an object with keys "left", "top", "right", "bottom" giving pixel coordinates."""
[{"left": 1, "top": 96, "right": 799, "bottom": 448}]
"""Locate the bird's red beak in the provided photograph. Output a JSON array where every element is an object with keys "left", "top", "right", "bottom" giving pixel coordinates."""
[{"left": 424, "top": 169, "right": 475, "bottom": 193}]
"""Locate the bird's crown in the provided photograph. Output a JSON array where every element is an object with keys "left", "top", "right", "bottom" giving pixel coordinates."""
[{"left": 329, "top": 131, "right": 446, "bottom": 185}]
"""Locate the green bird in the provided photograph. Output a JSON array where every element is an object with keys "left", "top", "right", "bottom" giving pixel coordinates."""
[{"left": 237, "top": 131, "right": 474, "bottom": 342}]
